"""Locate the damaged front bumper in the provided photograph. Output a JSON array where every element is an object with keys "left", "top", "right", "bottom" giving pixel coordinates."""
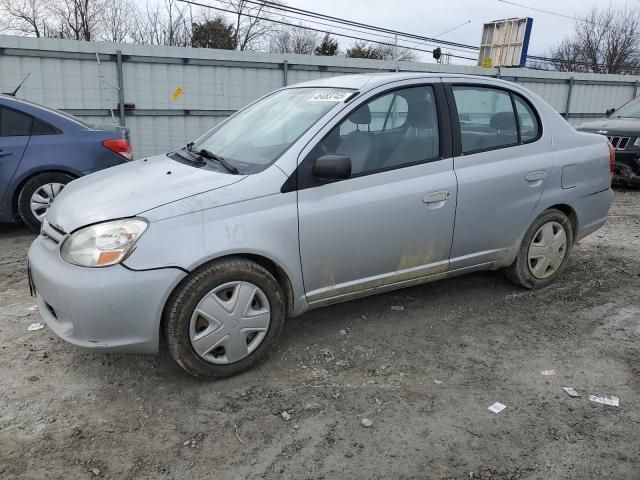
[{"left": 27, "top": 234, "right": 186, "bottom": 353}]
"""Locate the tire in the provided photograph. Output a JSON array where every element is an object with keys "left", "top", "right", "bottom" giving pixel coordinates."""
[
  {"left": 504, "top": 209, "right": 574, "bottom": 289},
  {"left": 17, "top": 172, "right": 74, "bottom": 232},
  {"left": 164, "top": 257, "right": 286, "bottom": 379}
]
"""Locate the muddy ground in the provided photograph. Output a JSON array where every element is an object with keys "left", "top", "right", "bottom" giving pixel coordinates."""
[{"left": 1, "top": 190, "right": 639, "bottom": 480}]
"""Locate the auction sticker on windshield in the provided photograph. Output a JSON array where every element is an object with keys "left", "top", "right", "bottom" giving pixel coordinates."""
[{"left": 308, "top": 90, "right": 352, "bottom": 102}]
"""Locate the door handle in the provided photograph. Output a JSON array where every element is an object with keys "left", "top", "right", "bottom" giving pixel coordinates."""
[
  {"left": 525, "top": 171, "right": 547, "bottom": 182},
  {"left": 0, "top": 150, "right": 11, "bottom": 159},
  {"left": 422, "top": 190, "right": 450, "bottom": 207}
]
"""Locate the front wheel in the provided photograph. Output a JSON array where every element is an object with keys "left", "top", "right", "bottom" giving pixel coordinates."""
[
  {"left": 164, "top": 258, "right": 286, "bottom": 379},
  {"left": 17, "top": 172, "right": 74, "bottom": 232},
  {"left": 505, "top": 209, "right": 574, "bottom": 289}
]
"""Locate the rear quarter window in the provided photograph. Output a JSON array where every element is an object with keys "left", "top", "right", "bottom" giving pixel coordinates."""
[{"left": 0, "top": 107, "right": 33, "bottom": 137}]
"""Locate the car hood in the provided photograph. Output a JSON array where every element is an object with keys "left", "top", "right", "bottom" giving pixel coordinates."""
[
  {"left": 46, "top": 154, "right": 246, "bottom": 233},
  {"left": 578, "top": 117, "right": 640, "bottom": 134}
]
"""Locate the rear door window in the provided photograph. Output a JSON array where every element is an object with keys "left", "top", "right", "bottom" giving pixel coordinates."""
[{"left": 0, "top": 107, "right": 34, "bottom": 137}]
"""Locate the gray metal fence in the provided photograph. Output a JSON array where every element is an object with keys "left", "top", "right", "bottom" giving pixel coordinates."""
[{"left": 2, "top": 35, "right": 639, "bottom": 158}]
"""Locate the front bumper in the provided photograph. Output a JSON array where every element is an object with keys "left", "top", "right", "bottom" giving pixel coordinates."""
[{"left": 27, "top": 235, "right": 186, "bottom": 353}]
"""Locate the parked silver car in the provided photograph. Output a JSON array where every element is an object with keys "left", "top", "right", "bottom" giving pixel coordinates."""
[{"left": 28, "top": 73, "right": 614, "bottom": 378}]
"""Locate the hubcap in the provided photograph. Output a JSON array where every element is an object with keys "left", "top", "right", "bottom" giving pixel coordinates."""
[
  {"left": 30, "top": 183, "right": 65, "bottom": 222},
  {"left": 189, "top": 281, "right": 271, "bottom": 365},
  {"left": 527, "top": 221, "right": 567, "bottom": 279}
]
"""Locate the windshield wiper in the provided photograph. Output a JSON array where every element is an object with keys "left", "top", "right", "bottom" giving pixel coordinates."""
[{"left": 186, "top": 142, "right": 239, "bottom": 174}]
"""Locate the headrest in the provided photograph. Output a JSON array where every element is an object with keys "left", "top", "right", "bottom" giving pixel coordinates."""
[
  {"left": 349, "top": 104, "right": 371, "bottom": 125},
  {"left": 490, "top": 111, "right": 517, "bottom": 131},
  {"left": 406, "top": 100, "right": 436, "bottom": 129}
]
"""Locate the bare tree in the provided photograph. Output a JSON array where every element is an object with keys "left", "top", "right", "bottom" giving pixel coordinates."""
[
  {"left": 227, "top": 0, "right": 279, "bottom": 51},
  {"left": 0, "top": 0, "right": 50, "bottom": 37},
  {"left": 99, "top": 0, "right": 137, "bottom": 43},
  {"left": 270, "top": 26, "right": 319, "bottom": 54},
  {"left": 549, "top": 5, "right": 640, "bottom": 74},
  {"left": 48, "top": 0, "right": 104, "bottom": 40},
  {"left": 131, "top": 0, "right": 191, "bottom": 46}
]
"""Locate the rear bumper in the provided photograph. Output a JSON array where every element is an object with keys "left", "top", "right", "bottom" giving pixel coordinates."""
[
  {"left": 574, "top": 188, "right": 614, "bottom": 242},
  {"left": 27, "top": 235, "right": 186, "bottom": 353}
]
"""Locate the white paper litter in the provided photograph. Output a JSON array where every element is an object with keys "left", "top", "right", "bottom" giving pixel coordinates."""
[
  {"left": 588, "top": 395, "right": 619, "bottom": 407},
  {"left": 390, "top": 305, "right": 405, "bottom": 311},
  {"left": 562, "top": 387, "right": 580, "bottom": 398},
  {"left": 27, "top": 322, "right": 45, "bottom": 331},
  {"left": 540, "top": 369, "right": 556, "bottom": 376},
  {"left": 488, "top": 402, "right": 506, "bottom": 413},
  {"left": 433, "top": 380, "right": 443, "bottom": 385},
  {"left": 28, "top": 305, "right": 39, "bottom": 312}
]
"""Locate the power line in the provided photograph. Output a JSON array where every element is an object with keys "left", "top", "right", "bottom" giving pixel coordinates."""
[
  {"left": 206, "top": 0, "right": 479, "bottom": 55},
  {"left": 497, "top": 0, "right": 599, "bottom": 26},
  {"left": 214, "top": 0, "right": 481, "bottom": 52},
  {"left": 179, "top": 0, "right": 479, "bottom": 61},
  {"left": 185, "top": 0, "right": 631, "bottom": 72}
]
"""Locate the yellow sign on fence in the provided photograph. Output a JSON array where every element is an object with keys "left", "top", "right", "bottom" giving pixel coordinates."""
[{"left": 171, "top": 85, "right": 184, "bottom": 101}]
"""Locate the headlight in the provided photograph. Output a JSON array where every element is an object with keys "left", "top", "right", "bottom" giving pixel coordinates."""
[{"left": 60, "top": 218, "right": 148, "bottom": 267}]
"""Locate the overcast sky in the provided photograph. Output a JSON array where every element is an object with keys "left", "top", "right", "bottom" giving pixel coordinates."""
[{"left": 278, "top": 0, "right": 635, "bottom": 64}]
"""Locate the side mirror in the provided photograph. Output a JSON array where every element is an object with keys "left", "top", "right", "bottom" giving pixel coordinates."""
[
  {"left": 605, "top": 108, "right": 615, "bottom": 117},
  {"left": 312, "top": 154, "right": 351, "bottom": 180}
]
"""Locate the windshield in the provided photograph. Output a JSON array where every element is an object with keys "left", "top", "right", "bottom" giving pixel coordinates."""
[
  {"left": 191, "top": 87, "right": 354, "bottom": 171},
  {"left": 612, "top": 96, "right": 640, "bottom": 118}
]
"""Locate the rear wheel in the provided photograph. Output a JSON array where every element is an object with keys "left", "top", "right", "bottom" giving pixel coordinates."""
[
  {"left": 164, "top": 257, "right": 286, "bottom": 379},
  {"left": 17, "top": 172, "right": 74, "bottom": 232},
  {"left": 505, "top": 209, "right": 573, "bottom": 289}
]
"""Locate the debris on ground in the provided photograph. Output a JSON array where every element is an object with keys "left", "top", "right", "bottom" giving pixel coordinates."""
[
  {"left": 26, "top": 376, "right": 39, "bottom": 382},
  {"left": 588, "top": 394, "right": 619, "bottom": 407},
  {"left": 540, "top": 369, "right": 556, "bottom": 376},
  {"left": 91, "top": 468, "right": 100, "bottom": 476},
  {"left": 28, "top": 305, "right": 39, "bottom": 312},
  {"left": 183, "top": 439, "right": 196, "bottom": 448},
  {"left": 339, "top": 329, "right": 347, "bottom": 335},
  {"left": 361, "top": 418, "right": 373, "bottom": 427},
  {"left": 562, "top": 387, "right": 580, "bottom": 398},
  {"left": 488, "top": 402, "right": 506, "bottom": 414},
  {"left": 234, "top": 424, "right": 244, "bottom": 444},
  {"left": 27, "top": 322, "right": 45, "bottom": 331},
  {"left": 281, "top": 411, "right": 292, "bottom": 421},
  {"left": 434, "top": 380, "right": 443, "bottom": 384},
  {"left": 390, "top": 306, "right": 405, "bottom": 311}
]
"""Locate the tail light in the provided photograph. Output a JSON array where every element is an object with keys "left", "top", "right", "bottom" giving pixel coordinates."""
[
  {"left": 102, "top": 138, "right": 133, "bottom": 160},
  {"left": 607, "top": 142, "right": 615, "bottom": 175}
]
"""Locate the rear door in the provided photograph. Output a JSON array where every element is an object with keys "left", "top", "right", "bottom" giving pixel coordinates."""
[
  {"left": 445, "top": 81, "right": 554, "bottom": 269},
  {"left": 0, "top": 106, "right": 33, "bottom": 206},
  {"left": 295, "top": 82, "right": 458, "bottom": 306}
]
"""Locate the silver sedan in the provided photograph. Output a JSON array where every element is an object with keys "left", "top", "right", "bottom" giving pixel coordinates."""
[{"left": 28, "top": 73, "right": 614, "bottom": 378}]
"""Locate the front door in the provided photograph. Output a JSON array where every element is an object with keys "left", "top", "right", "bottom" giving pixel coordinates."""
[
  {"left": 296, "top": 84, "right": 458, "bottom": 306},
  {"left": 446, "top": 82, "right": 554, "bottom": 269},
  {"left": 0, "top": 106, "right": 32, "bottom": 208}
]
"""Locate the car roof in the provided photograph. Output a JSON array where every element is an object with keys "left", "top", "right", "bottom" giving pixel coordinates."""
[
  {"left": 288, "top": 72, "right": 511, "bottom": 91},
  {"left": 0, "top": 93, "right": 93, "bottom": 131}
]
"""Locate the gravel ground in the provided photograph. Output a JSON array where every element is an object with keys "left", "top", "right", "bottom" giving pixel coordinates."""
[{"left": 1, "top": 190, "right": 639, "bottom": 480}]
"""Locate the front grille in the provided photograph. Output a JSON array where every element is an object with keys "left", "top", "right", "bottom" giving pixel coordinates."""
[
  {"left": 41, "top": 219, "right": 67, "bottom": 245},
  {"left": 608, "top": 136, "right": 630, "bottom": 150}
]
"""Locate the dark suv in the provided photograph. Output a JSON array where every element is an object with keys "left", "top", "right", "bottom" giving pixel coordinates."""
[
  {"left": 577, "top": 98, "right": 640, "bottom": 187},
  {"left": 0, "top": 94, "right": 131, "bottom": 231}
]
